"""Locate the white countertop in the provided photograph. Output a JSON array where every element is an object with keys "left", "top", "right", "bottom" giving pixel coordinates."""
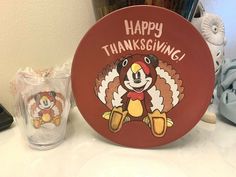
[{"left": 1, "top": 108, "right": 236, "bottom": 177}]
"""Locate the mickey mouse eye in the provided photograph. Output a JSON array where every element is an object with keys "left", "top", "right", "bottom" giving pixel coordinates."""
[
  {"left": 144, "top": 57, "right": 151, "bottom": 64},
  {"left": 122, "top": 59, "right": 128, "bottom": 67}
]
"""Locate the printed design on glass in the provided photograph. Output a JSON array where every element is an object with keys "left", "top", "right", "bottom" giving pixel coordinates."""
[
  {"left": 95, "top": 54, "right": 184, "bottom": 137},
  {"left": 28, "top": 91, "right": 65, "bottom": 129}
]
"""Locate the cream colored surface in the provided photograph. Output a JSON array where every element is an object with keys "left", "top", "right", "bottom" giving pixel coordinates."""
[
  {"left": 0, "top": 0, "right": 95, "bottom": 112},
  {"left": 1, "top": 108, "right": 236, "bottom": 177}
]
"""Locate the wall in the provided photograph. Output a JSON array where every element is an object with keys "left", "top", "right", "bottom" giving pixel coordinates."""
[
  {"left": 0, "top": 0, "right": 95, "bottom": 112},
  {"left": 0, "top": 0, "right": 235, "bottom": 113}
]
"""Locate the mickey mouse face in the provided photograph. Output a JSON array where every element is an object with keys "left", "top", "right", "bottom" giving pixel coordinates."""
[
  {"left": 117, "top": 54, "right": 159, "bottom": 92},
  {"left": 35, "top": 91, "right": 56, "bottom": 109}
]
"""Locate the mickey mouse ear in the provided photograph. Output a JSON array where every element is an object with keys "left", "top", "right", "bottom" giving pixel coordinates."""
[{"left": 49, "top": 91, "right": 56, "bottom": 97}]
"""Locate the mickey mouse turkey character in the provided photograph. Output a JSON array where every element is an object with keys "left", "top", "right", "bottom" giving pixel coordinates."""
[{"left": 95, "top": 54, "right": 184, "bottom": 137}]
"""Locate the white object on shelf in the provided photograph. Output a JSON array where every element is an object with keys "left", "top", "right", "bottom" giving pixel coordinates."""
[{"left": 192, "top": 4, "right": 226, "bottom": 124}]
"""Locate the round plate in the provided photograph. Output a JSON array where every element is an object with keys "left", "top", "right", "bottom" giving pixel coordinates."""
[{"left": 72, "top": 6, "right": 214, "bottom": 148}]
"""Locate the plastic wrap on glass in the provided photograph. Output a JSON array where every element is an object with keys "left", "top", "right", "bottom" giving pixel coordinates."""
[{"left": 11, "top": 67, "right": 71, "bottom": 150}]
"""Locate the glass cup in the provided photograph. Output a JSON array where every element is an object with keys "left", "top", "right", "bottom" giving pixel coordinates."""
[{"left": 14, "top": 75, "right": 71, "bottom": 150}]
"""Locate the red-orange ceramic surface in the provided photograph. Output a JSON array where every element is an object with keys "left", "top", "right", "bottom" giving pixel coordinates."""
[{"left": 72, "top": 6, "right": 215, "bottom": 148}]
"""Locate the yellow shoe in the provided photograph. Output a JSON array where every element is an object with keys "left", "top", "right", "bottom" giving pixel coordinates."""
[
  {"left": 33, "top": 119, "right": 41, "bottom": 129},
  {"left": 109, "top": 107, "right": 128, "bottom": 133},
  {"left": 148, "top": 110, "right": 169, "bottom": 137},
  {"left": 143, "top": 116, "right": 173, "bottom": 128},
  {"left": 53, "top": 116, "right": 61, "bottom": 126}
]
